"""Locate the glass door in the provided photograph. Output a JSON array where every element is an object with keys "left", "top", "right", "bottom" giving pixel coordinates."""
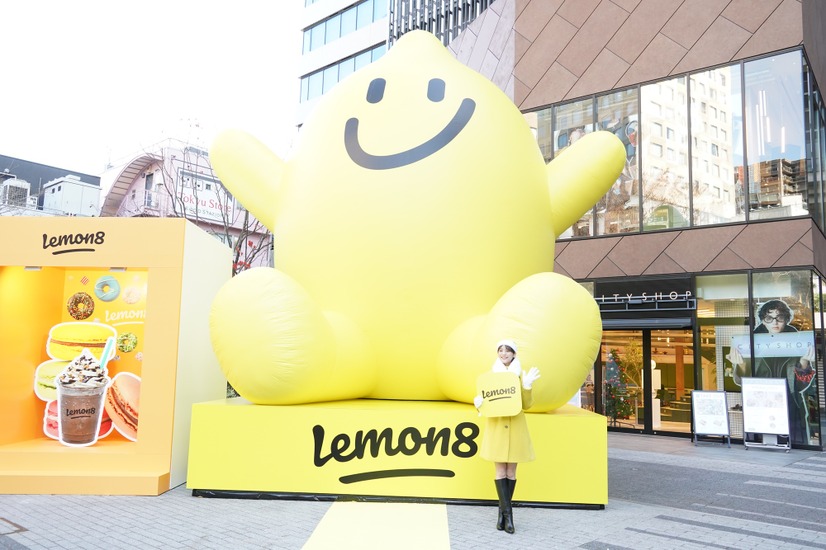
[
  {"left": 601, "top": 330, "right": 643, "bottom": 428},
  {"left": 651, "top": 329, "right": 694, "bottom": 434},
  {"left": 601, "top": 329, "right": 695, "bottom": 434}
]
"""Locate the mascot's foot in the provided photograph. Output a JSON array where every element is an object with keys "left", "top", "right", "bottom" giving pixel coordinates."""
[{"left": 210, "top": 268, "right": 376, "bottom": 404}]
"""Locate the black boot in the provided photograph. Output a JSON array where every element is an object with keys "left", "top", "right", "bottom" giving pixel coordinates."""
[
  {"left": 494, "top": 478, "right": 514, "bottom": 534},
  {"left": 494, "top": 479, "right": 506, "bottom": 530},
  {"left": 506, "top": 478, "right": 517, "bottom": 533}
]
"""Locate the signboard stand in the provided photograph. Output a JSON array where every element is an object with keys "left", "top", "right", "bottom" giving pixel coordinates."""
[
  {"left": 741, "top": 377, "right": 791, "bottom": 453},
  {"left": 476, "top": 371, "right": 522, "bottom": 417},
  {"left": 690, "top": 390, "right": 730, "bottom": 447}
]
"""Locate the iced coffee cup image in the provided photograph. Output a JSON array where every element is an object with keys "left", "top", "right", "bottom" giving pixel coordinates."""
[
  {"left": 43, "top": 400, "right": 113, "bottom": 441},
  {"left": 56, "top": 348, "right": 112, "bottom": 447}
]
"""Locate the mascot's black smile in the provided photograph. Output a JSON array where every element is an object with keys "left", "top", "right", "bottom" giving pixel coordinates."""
[{"left": 345, "top": 77, "right": 476, "bottom": 170}]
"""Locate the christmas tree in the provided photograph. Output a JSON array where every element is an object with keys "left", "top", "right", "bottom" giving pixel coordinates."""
[{"left": 604, "top": 348, "right": 633, "bottom": 421}]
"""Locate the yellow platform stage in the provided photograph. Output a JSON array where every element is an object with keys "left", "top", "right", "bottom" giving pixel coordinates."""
[{"left": 187, "top": 399, "right": 606, "bottom": 507}]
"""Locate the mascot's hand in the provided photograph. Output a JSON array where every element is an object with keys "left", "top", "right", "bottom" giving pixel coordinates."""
[
  {"left": 210, "top": 130, "right": 284, "bottom": 232},
  {"left": 522, "top": 367, "right": 541, "bottom": 390},
  {"left": 473, "top": 395, "right": 483, "bottom": 409}
]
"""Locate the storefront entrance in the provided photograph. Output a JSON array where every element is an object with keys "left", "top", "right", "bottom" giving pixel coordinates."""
[{"left": 599, "top": 329, "right": 695, "bottom": 435}]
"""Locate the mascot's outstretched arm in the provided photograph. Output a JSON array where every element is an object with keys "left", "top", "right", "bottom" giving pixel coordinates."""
[
  {"left": 547, "top": 131, "right": 626, "bottom": 237},
  {"left": 210, "top": 130, "right": 284, "bottom": 232}
]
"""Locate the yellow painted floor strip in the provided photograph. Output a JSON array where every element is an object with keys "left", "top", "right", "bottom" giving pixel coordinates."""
[{"left": 303, "top": 501, "right": 450, "bottom": 550}]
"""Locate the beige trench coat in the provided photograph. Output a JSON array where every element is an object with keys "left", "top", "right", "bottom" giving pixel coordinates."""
[{"left": 480, "top": 384, "right": 535, "bottom": 463}]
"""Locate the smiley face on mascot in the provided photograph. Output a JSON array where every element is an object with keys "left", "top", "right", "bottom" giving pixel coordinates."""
[{"left": 209, "top": 30, "right": 625, "bottom": 410}]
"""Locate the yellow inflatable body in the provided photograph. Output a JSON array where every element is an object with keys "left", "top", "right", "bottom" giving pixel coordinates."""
[{"left": 210, "top": 30, "right": 625, "bottom": 410}]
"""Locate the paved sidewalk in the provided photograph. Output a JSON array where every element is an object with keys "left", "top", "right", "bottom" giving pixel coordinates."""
[{"left": 1, "top": 433, "right": 824, "bottom": 549}]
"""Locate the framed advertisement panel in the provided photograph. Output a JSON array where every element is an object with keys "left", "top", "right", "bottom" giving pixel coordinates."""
[
  {"left": 691, "top": 390, "right": 730, "bottom": 446},
  {"left": 741, "top": 377, "right": 790, "bottom": 451}
]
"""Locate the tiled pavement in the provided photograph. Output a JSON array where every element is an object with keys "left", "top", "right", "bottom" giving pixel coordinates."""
[{"left": 1, "top": 433, "right": 824, "bottom": 549}]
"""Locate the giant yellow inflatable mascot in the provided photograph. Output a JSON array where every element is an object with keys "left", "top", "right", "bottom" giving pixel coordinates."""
[{"left": 210, "top": 30, "right": 625, "bottom": 410}]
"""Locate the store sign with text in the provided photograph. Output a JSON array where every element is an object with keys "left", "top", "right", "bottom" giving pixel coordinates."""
[
  {"left": 731, "top": 332, "right": 814, "bottom": 358},
  {"left": 177, "top": 170, "right": 234, "bottom": 223},
  {"left": 594, "top": 278, "right": 692, "bottom": 304},
  {"left": 595, "top": 278, "right": 694, "bottom": 316}
]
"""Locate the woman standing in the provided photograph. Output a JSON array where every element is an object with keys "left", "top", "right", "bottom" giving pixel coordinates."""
[{"left": 474, "top": 339, "right": 541, "bottom": 534}]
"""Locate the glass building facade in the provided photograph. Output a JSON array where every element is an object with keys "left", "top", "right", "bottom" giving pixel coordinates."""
[
  {"left": 533, "top": 50, "right": 818, "bottom": 239},
  {"left": 535, "top": 48, "right": 825, "bottom": 450}
]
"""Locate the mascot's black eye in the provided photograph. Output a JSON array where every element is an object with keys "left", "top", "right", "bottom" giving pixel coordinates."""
[
  {"left": 427, "top": 78, "right": 445, "bottom": 102},
  {"left": 367, "top": 78, "right": 386, "bottom": 104}
]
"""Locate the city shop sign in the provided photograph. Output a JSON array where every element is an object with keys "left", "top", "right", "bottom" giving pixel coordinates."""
[
  {"left": 595, "top": 278, "right": 692, "bottom": 306},
  {"left": 595, "top": 290, "right": 693, "bottom": 303}
]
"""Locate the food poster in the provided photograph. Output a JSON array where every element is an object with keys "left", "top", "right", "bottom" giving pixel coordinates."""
[{"left": 33, "top": 268, "right": 146, "bottom": 446}]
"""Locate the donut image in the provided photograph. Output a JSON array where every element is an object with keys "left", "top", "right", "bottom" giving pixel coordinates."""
[
  {"left": 67, "top": 292, "right": 95, "bottom": 320},
  {"left": 122, "top": 286, "right": 142, "bottom": 304},
  {"left": 117, "top": 332, "right": 138, "bottom": 353},
  {"left": 94, "top": 275, "right": 121, "bottom": 302}
]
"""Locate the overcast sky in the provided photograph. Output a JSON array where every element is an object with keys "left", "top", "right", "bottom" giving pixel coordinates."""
[{"left": 1, "top": 1, "right": 302, "bottom": 176}]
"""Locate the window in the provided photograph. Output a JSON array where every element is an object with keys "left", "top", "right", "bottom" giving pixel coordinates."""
[
  {"left": 357, "top": 0, "right": 372, "bottom": 27},
  {"left": 310, "top": 24, "right": 325, "bottom": 52},
  {"left": 322, "top": 65, "right": 338, "bottom": 94},
  {"left": 302, "top": 0, "right": 383, "bottom": 53},
  {"left": 554, "top": 97, "right": 596, "bottom": 237},
  {"left": 341, "top": 6, "right": 357, "bottom": 35},
  {"left": 307, "top": 71, "right": 323, "bottom": 101},
  {"left": 745, "top": 51, "right": 806, "bottom": 219},
  {"left": 546, "top": 48, "right": 815, "bottom": 237},
  {"left": 695, "top": 273, "right": 749, "bottom": 409},
  {"left": 641, "top": 76, "right": 689, "bottom": 231},
  {"left": 325, "top": 16, "right": 341, "bottom": 42},
  {"left": 373, "top": 0, "right": 387, "bottom": 19},
  {"left": 750, "top": 270, "right": 818, "bottom": 447}
]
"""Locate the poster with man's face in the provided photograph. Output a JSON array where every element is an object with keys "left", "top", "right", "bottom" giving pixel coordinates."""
[{"left": 735, "top": 296, "right": 817, "bottom": 446}]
